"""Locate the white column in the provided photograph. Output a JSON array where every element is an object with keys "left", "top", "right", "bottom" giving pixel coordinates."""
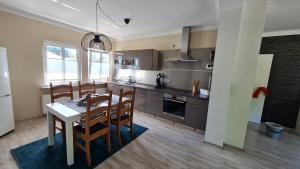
[
  {"left": 204, "top": 0, "right": 267, "bottom": 148},
  {"left": 204, "top": 7, "right": 243, "bottom": 147}
]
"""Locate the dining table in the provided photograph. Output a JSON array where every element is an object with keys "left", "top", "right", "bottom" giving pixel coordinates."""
[{"left": 46, "top": 94, "right": 124, "bottom": 166}]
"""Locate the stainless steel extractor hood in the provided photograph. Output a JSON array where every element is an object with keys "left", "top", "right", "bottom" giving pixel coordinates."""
[{"left": 165, "top": 26, "right": 199, "bottom": 62}]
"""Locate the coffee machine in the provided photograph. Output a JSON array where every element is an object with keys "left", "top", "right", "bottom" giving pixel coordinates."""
[{"left": 154, "top": 73, "right": 164, "bottom": 88}]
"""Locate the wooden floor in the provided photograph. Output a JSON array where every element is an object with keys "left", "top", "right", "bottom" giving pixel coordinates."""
[{"left": 1, "top": 112, "right": 300, "bottom": 169}]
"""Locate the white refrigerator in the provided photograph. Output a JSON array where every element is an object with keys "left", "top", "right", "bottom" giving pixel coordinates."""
[{"left": 0, "top": 47, "right": 15, "bottom": 136}]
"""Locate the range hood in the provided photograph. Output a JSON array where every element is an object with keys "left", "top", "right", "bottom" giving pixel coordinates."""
[{"left": 165, "top": 26, "right": 199, "bottom": 62}]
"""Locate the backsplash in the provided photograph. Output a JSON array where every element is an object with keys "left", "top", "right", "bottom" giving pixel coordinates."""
[
  {"left": 113, "top": 48, "right": 214, "bottom": 91},
  {"left": 115, "top": 69, "right": 211, "bottom": 91}
]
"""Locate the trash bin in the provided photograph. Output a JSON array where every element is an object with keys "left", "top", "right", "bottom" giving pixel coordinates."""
[{"left": 265, "top": 122, "right": 284, "bottom": 140}]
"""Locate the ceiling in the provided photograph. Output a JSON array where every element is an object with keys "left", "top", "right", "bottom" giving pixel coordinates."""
[{"left": 0, "top": 0, "right": 299, "bottom": 40}]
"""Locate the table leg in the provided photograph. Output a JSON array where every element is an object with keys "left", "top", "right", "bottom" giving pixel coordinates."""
[
  {"left": 47, "top": 111, "right": 54, "bottom": 146},
  {"left": 65, "top": 120, "right": 74, "bottom": 166}
]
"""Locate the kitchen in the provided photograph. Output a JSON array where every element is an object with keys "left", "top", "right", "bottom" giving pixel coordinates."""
[{"left": 108, "top": 27, "right": 214, "bottom": 131}]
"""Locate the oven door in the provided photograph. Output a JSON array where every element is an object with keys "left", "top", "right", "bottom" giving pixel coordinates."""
[{"left": 163, "top": 98, "right": 186, "bottom": 120}]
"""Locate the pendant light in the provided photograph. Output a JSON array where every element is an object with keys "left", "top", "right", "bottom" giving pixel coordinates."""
[{"left": 81, "top": 0, "right": 112, "bottom": 52}]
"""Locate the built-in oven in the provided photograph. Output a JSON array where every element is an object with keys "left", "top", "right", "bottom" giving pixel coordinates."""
[{"left": 163, "top": 93, "right": 186, "bottom": 120}]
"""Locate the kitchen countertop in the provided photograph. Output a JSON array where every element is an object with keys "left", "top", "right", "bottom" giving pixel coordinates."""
[{"left": 109, "top": 82, "right": 209, "bottom": 101}]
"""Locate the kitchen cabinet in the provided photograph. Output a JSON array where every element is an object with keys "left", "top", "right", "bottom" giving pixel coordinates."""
[
  {"left": 118, "top": 85, "right": 133, "bottom": 92},
  {"left": 138, "top": 49, "right": 159, "bottom": 70},
  {"left": 113, "top": 49, "right": 158, "bottom": 70},
  {"left": 113, "top": 50, "right": 138, "bottom": 69},
  {"left": 112, "top": 84, "right": 146, "bottom": 112},
  {"left": 113, "top": 52, "right": 123, "bottom": 65},
  {"left": 185, "top": 97, "right": 208, "bottom": 130},
  {"left": 107, "top": 83, "right": 119, "bottom": 95},
  {"left": 107, "top": 83, "right": 209, "bottom": 131},
  {"left": 146, "top": 90, "right": 163, "bottom": 117},
  {"left": 134, "top": 88, "right": 146, "bottom": 112},
  {"left": 123, "top": 50, "right": 138, "bottom": 66}
]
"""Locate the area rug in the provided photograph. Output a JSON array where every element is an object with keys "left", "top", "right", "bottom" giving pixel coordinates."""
[{"left": 11, "top": 124, "right": 148, "bottom": 169}]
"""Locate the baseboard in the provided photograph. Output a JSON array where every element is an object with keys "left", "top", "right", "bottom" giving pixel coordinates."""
[
  {"left": 203, "top": 140, "right": 224, "bottom": 149},
  {"left": 223, "top": 143, "right": 245, "bottom": 152}
]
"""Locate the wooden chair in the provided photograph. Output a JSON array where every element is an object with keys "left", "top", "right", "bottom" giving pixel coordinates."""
[
  {"left": 50, "top": 82, "right": 73, "bottom": 141},
  {"left": 78, "top": 81, "right": 96, "bottom": 98},
  {"left": 111, "top": 87, "right": 136, "bottom": 145},
  {"left": 74, "top": 91, "right": 112, "bottom": 166}
]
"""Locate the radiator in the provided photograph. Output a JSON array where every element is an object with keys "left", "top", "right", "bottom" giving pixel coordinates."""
[{"left": 41, "top": 88, "right": 107, "bottom": 114}]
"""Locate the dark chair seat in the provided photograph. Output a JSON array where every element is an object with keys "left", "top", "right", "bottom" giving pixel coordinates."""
[
  {"left": 74, "top": 123, "right": 107, "bottom": 135},
  {"left": 111, "top": 113, "right": 130, "bottom": 121}
]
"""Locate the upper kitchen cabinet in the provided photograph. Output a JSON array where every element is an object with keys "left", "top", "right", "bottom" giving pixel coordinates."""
[
  {"left": 113, "top": 52, "right": 123, "bottom": 65},
  {"left": 137, "top": 49, "right": 159, "bottom": 70},
  {"left": 113, "top": 49, "right": 159, "bottom": 70},
  {"left": 123, "top": 50, "right": 138, "bottom": 62}
]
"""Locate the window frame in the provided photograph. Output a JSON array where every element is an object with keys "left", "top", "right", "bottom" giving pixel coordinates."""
[
  {"left": 88, "top": 50, "right": 111, "bottom": 83},
  {"left": 42, "top": 40, "right": 81, "bottom": 85}
]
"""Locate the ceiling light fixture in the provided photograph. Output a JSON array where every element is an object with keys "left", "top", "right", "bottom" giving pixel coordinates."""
[
  {"left": 62, "top": 3, "right": 80, "bottom": 12},
  {"left": 81, "top": 0, "right": 131, "bottom": 52}
]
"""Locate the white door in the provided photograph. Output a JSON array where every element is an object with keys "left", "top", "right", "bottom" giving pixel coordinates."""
[
  {"left": 0, "top": 47, "right": 15, "bottom": 136},
  {"left": 249, "top": 54, "right": 273, "bottom": 123}
]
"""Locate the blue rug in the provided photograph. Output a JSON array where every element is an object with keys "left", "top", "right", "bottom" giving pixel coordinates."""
[{"left": 11, "top": 124, "right": 148, "bottom": 169}]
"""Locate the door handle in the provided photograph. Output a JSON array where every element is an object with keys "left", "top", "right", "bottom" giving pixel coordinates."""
[{"left": 0, "top": 94, "right": 10, "bottom": 98}]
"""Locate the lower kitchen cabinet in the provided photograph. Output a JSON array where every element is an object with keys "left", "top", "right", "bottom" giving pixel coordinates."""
[
  {"left": 107, "top": 83, "right": 119, "bottom": 95},
  {"left": 107, "top": 83, "right": 208, "bottom": 131},
  {"left": 118, "top": 85, "right": 133, "bottom": 92},
  {"left": 146, "top": 91, "right": 163, "bottom": 117},
  {"left": 185, "top": 97, "right": 209, "bottom": 131},
  {"left": 134, "top": 88, "right": 146, "bottom": 112}
]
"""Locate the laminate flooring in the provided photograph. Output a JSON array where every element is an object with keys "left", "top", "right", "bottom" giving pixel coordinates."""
[{"left": 1, "top": 112, "right": 300, "bottom": 169}]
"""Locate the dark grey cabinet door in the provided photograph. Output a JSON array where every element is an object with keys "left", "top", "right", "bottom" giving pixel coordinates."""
[
  {"left": 134, "top": 88, "right": 146, "bottom": 112},
  {"left": 113, "top": 52, "right": 123, "bottom": 65},
  {"left": 146, "top": 91, "right": 163, "bottom": 116},
  {"left": 138, "top": 49, "right": 153, "bottom": 70},
  {"left": 124, "top": 50, "right": 138, "bottom": 65},
  {"left": 185, "top": 98, "right": 208, "bottom": 131},
  {"left": 107, "top": 84, "right": 119, "bottom": 95}
]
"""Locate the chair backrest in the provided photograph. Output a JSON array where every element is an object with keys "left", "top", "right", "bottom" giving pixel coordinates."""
[
  {"left": 78, "top": 81, "right": 96, "bottom": 98},
  {"left": 50, "top": 82, "right": 73, "bottom": 103},
  {"left": 117, "top": 87, "right": 136, "bottom": 118},
  {"left": 84, "top": 91, "right": 112, "bottom": 136}
]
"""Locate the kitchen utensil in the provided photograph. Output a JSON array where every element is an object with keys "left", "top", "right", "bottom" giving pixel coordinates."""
[{"left": 192, "top": 80, "right": 199, "bottom": 96}]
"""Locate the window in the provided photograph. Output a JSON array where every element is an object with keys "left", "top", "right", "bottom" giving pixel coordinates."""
[
  {"left": 43, "top": 41, "right": 80, "bottom": 85},
  {"left": 88, "top": 50, "right": 110, "bottom": 82}
]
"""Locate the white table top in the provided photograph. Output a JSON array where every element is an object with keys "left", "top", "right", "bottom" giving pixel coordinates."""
[{"left": 46, "top": 94, "right": 125, "bottom": 122}]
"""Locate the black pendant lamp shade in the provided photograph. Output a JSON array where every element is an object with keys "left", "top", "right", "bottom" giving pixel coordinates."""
[
  {"left": 81, "top": 0, "right": 112, "bottom": 52},
  {"left": 81, "top": 32, "right": 112, "bottom": 52}
]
